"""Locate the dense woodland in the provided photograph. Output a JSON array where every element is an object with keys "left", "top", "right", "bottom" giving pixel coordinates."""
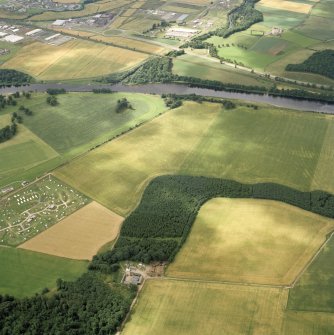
[
  {"left": 0, "top": 70, "right": 32, "bottom": 87},
  {"left": 286, "top": 50, "right": 334, "bottom": 80},
  {"left": 91, "top": 175, "right": 334, "bottom": 272},
  {"left": 0, "top": 274, "right": 136, "bottom": 335}
]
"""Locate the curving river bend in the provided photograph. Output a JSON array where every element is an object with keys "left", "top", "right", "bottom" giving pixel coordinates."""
[{"left": 1, "top": 82, "right": 334, "bottom": 114}]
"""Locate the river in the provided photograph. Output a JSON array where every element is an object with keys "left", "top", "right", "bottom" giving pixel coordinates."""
[{"left": 1, "top": 82, "right": 334, "bottom": 114}]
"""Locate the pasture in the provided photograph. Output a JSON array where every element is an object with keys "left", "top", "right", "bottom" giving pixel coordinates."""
[
  {"left": 17, "top": 92, "right": 166, "bottom": 154},
  {"left": 122, "top": 280, "right": 288, "bottom": 335},
  {"left": 19, "top": 201, "right": 123, "bottom": 260},
  {"left": 0, "top": 91, "right": 166, "bottom": 195},
  {"left": 167, "top": 198, "right": 334, "bottom": 285},
  {"left": 0, "top": 247, "right": 87, "bottom": 297},
  {"left": 0, "top": 175, "right": 89, "bottom": 246},
  {"left": 55, "top": 102, "right": 334, "bottom": 215},
  {"left": 1, "top": 40, "right": 148, "bottom": 80},
  {"left": 172, "top": 54, "right": 272, "bottom": 87}
]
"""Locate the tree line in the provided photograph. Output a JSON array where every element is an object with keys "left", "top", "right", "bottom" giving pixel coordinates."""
[{"left": 90, "top": 175, "right": 334, "bottom": 272}]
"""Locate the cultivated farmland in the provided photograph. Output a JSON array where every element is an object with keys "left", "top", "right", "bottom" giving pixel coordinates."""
[
  {"left": 55, "top": 102, "right": 334, "bottom": 215},
  {"left": 122, "top": 280, "right": 288, "bottom": 335},
  {"left": 55, "top": 101, "right": 219, "bottom": 214},
  {"left": 19, "top": 201, "right": 123, "bottom": 260},
  {"left": 1, "top": 40, "right": 148, "bottom": 80},
  {"left": 167, "top": 198, "right": 334, "bottom": 285},
  {"left": 0, "top": 247, "right": 87, "bottom": 297}
]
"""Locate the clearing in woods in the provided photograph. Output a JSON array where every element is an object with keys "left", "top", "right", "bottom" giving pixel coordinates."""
[
  {"left": 1, "top": 39, "right": 148, "bottom": 80},
  {"left": 167, "top": 198, "right": 334, "bottom": 285},
  {"left": 19, "top": 201, "right": 123, "bottom": 260},
  {"left": 121, "top": 279, "right": 288, "bottom": 335}
]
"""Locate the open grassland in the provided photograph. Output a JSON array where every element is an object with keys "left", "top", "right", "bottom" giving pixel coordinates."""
[
  {"left": 17, "top": 92, "right": 166, "bottom": 154},
  {"left": 122, "top": 280, "right": 288, "bottom": 335},
  {"left": 288, "top": 234, "right": 334, "bottom": 312},
  {"left": 55, "top": 102, "right": 334, "bottom": 215},
  {"left": 119, "top": 17, "right": 161, "bottom": 33},
  {"left": 311, "top": 0, "right": 333, "bottom": 18},
  {"left": 30, "top": 0, "right": 131, "bottom": 20},
  {"left": 1, "top": 40, "right": 148, "bottom": 80},
  {"left": 0, "top": 247, "right": 87, "bottom": 297},
  {"left": 208, "top": 31, "right": 302, "bottom": 71},
  {"left": 167, "top": 198, "right": 334, "bottom": 285},
  {"left": 295, "top": 1, "right": 334, "bottom": 41},
  {"left": 0, "top": 114, "right": 58, "bottom": 181},
  {"left": 172, "top": 54, "right": 272, "bottom": 87},
  {"left": 0, "top": 92, "right": 165, "bottom": 190},
  {"left": 55, "top": 102, "right": 219, "bottom": 214},
  {"left": 19, "top": 201, "right": 123, "bottom": 260}
]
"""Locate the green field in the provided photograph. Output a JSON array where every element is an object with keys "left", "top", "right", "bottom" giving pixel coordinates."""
[
  {"left": 0, "top": 175, "right": 89, "bottom": 246},
  {"left": 167, "top": 198, "right": 334, "bottom": 285},
  {"left": 0, "top": 247, "right": 87, "bottom": 297},
  {"left": 0, "top": 92, "right": 166, "bottom": 188},
  {"left": 172, "top": 54, "right": 272, "bottom": 87},
  {"left": 0, "top": 114, "right": 59, "bottom": 182},
  {"left": 122, "top": 280, "right": 288, "bottom": 335},
  {"left": 55, "top": 102, "right": 334, "bottom": 215},
  {"left": 288, "top": 234, "right": 334, "bottom": 312}
]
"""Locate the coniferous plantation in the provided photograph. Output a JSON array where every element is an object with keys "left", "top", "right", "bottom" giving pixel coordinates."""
[
  {"left": 91, "top": 175, "right": 334, "bottom": 271},
  {"left": 286, "top": 50, "right": 334, "bottom": 80}
]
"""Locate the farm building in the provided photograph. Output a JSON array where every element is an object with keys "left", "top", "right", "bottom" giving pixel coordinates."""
[
  {"left": 177, "top": 14, "right": 189, "bottom": 24},
  {"left": 165, "top": 27, "right": 198, "bottom": 38},
  {"left": 2, "top": 35, "right": 24, "bottom": 43},
  {"left": 52, "top": 19, "right": 66, "bottom": 26}
]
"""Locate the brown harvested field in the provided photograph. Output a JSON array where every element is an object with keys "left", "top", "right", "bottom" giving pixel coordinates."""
[
  {"left": 19, "top": 201, "right": 123, "bottom": 260},
  {"left": 258, "top": 0, "right": 313, "bottom": 13},
  {"left": 167, "top": 198, "right": 334, "bottom": 285}
]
